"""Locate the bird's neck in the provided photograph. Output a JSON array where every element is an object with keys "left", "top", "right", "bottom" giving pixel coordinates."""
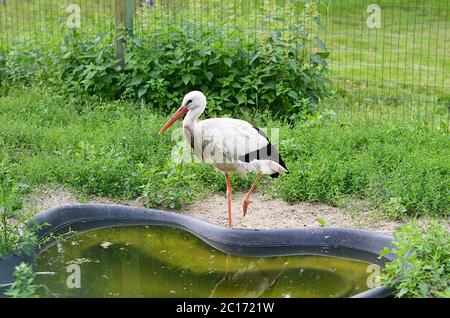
[{"left": 183, "top": 106, "right": 204, "bottom": 128}]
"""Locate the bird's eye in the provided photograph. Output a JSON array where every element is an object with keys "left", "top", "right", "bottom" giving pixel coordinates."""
[{"left": 186, "top": 100, "right": 193, "bottom": 105}]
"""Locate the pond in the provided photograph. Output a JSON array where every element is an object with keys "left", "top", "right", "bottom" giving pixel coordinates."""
[{"left": 34, "top": 226, "right": 372, "bottom": 298}]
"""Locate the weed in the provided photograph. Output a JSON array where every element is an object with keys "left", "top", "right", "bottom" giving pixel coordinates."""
[
  {"left": 381, "top": 220, "right": 450, "bottom": 298},
  {"left": 3, "top": 263, "right": 49, "bottom": 298},
  {"left": 0, "top": 158, "right": 39, "bottom": 257}
]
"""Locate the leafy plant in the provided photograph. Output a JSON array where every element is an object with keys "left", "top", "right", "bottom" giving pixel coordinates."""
[
  {"left": 1, "top": 88, "right": 449, "bottom": 219},
  {"left": 0, "top": 49, "right": 5, "bottom": 88},
  {"left": 0, "top": 156, "right": 50, "bottom": 258},
  {"left": 141, "top": 161, "right": 213, "bottom": 210},
  {"left": 4, "top": 263, "right": 49, "bottom": 298},
  {"left": 123, "top": 18, "right": 329, "bottom": 118},
  {"left": 140, "top": 163, "right": 232, "bottom": 210},
  {"left": 381, "top": 220, "right": 450, "bottom": 298},
  {"left": 0, "top": 159, "right": 39, "bottom": 257},
  {"left": 317, "top": 218, "right": 327, "bottom": 227},
  {"left": 384, "top": 197, "right": 407, "bottom": 220},
  {"left": 0, "top": 1, "right": 330, "bottom": 119},
  {"left": 277, "top": 123, "right": 450, "bottom": 218},
  {"left": 57, "top": 30, "right": 123, "bottom": 100}
]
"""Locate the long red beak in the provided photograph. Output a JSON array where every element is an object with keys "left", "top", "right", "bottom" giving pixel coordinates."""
[{"left": 159, "top": 106, "right": 188, "bottom": 133}]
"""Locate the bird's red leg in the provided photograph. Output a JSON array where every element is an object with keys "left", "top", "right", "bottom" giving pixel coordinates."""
[
  {"left": 243, "top": 173, "right": 262, "bottom": 216},
  {"left": 225, "top": 173, "right": 233, "bottom": 227}
]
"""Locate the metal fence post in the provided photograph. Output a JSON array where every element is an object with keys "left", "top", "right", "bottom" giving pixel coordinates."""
[
  {"left": 115, "top": 0, "right": 133, "bottom": 69},
  {"left": 125, "top": 0, "right": 134, "bottom": 36},
  {"left": 115, "top": 0, "right": 126, "bottom": 69}
]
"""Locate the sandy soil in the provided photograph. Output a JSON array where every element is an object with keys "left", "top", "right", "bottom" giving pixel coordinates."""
[
  {"left": 25, "top": 188, "right": 405, "bottom": 234},
  {"left": 182, "top": 193, "right": 405, "bottom": 233}
]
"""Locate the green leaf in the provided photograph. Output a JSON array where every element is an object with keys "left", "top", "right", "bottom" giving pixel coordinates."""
[
  {"left": 224, "top": 58, "right": 232, "bottom": 68},
  {"left": 249, "top": 52, "right": 261, "bottom": 65},
  {"left": 317, "top": 218, "right": 326, "bottom": 227},
  {"left": 85, "top": 70, "right": 96, "bottom": 80},
  {"left": 189, "top": 74, "right": 197, "bottom": 85},
  {"left": 314, "top": 52, "right": 330, "bottom": 59},
  {"left": 138, "top": 86, "right": 148, "bottom": 98},
  {"left": 397, "top": 288, "right": 408, "bottom": 298},
  {"left": 419, "top": 283, "right": 429, "bottom": 296},
  {"left": 204, "top": 71, "right": 214, "bottom": 81},
  {"left": 130, "top": 76, "right": 143, "bottom": 86},
  {"left": 380, "top": 247, "right": 390, "bottom": 257},
  {"left": 182, "top": 74, "right": 190, "bottom": 85}
]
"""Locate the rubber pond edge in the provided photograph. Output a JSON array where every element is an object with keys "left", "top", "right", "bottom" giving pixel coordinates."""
[{"left": 0, "top": 204, "right": 397, "bottom": 298}]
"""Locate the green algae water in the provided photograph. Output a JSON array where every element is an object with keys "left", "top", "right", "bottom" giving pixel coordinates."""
[{"left": 34, "top": 226, "right": 372, "bottom": 298}]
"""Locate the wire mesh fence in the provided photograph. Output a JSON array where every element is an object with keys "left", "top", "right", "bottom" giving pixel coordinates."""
[
  {"left": 321, "top": 0, "right": 449, "bottom": 129},
  {"left": 0, "top": 0, "right": 448, "bottom": 129}
]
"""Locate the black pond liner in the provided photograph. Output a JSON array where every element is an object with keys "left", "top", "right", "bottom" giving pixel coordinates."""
[{"left": 0, "top": 204, "right": 396, "bottom": 298}]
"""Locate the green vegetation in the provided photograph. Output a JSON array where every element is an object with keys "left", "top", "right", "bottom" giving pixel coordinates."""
[
  {"left": 61, "top": 23, "right": 327, "bottom": 116},
  {"left": 0, "top": 159, "right": 40, "bottom": 257},
  {"left": 1, "top": 0, "right": 447, "bottom": 125},
  {"left": 316, "top": 0, "right": 450, "bottom": 132},
  {"left": 3, "top": 263, "right": 49, "bottom": 298},
  {"left": 277, "top": 117, "right": 449, "bottom": 218},
  {"left": 0, "top": 88, "right": 448, "bottom": 219},
  {"left": 0, "top": 0, "right": 328, "bottom": 118},
  {"left": 0, "top": 0, "right": 448, "bottom": 298},
  {"left": 381, "top": 220, "right": 449, "bottom": 298},
  {"left": 320, "top": 0, "right": 449, "bottom": 99}
]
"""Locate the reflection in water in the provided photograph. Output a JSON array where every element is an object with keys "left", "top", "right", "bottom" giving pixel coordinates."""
[
  {"left": 35, "top": 226, "right": 371, "bottom": 298},
  {"left": 211, "top": 256, "right": 286, "bottom": 298}
]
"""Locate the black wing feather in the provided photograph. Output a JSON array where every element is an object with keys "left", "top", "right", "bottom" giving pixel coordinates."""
[{"left": 238, "top": 126, "right": 289, "bottom": 178}]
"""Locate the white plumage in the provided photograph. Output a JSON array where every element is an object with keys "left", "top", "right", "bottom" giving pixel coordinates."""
[
  {"left": 160, "top": 91, "right": 288, "bottom": 227},
  {"left": 190, "top": 118, "right": 287, "bottom": 176}
]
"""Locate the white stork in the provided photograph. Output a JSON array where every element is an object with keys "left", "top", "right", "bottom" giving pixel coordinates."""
[{"left": 159, "top": 91, "right": 288, "bottom": 227}]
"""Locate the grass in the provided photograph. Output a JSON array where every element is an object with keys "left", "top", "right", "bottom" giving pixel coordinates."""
[
  {"left": 0, "top": 87, "right": 448, "bottom": 219},
  {"left": 1, "top": 1, "right": 448, "bottom": 131},
  {"left": 276, "top": 117, "right": 449, "bottom": 218},
  {"left": 2, "top": 1, "right": 448, "bottom": 89},
  {"left": 0, "top": 0, "right": 449, "bottom": 298},
  {"left": 1, "top": 87, "right": 448, "bottom": 298},
  {"left": 321, "top": 0, "right": 449, "bottom": 98},
  {"left": 316, "top": 0, "right": 450, "bottom": 130},
  {"left": 320, "top": 94, "right": 450, "bottom": 132}
]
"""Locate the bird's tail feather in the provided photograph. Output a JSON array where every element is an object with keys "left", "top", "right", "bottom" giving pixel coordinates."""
[{"left": 237, "top": 160, "right": 288, "bottom": 176}]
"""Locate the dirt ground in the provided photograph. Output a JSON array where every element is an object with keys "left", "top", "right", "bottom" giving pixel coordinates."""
[
  {"left": 25, "top": 188, "right": 406, "bottom": 234},
  {"left": 183, "top": 194, "right": 407, "bottom": 233}
]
